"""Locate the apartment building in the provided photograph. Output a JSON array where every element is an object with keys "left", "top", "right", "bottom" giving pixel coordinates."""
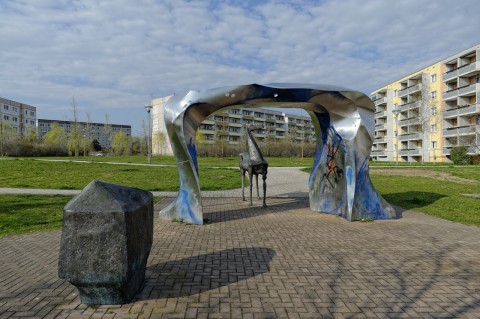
[
  {"left": 37, "top": 119, "right": 132, "bottom": 149},
  {"left": 371, "top": 43, "right": 480, "bottom": 162},
  {"left": 150, "top": 96, "right": 315, "bottom": 155},
  {"left": 0, "top": 97, "right": 37, "bottom": 140}
]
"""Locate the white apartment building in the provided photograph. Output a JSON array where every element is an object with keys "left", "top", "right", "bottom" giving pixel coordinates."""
[{"left": 0, "top": 97, "right": 37, "bottom": 140}]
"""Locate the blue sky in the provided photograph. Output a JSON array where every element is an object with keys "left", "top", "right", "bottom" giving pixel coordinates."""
[{"left": 1, "top": 0, "right": 479, "bottom": 136}]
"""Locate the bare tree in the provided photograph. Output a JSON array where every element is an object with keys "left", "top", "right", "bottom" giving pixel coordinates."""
[
  {"left": 418, "top": 75, "right": 439, "bottom": 164},
  {"left": 153, "top": 131, "right": 166, "bottom": 155},
  {"left": 69, "top": 97, "right": 81, "bottom": 157},
  {"left": 84, "top": 112, "right": 92, "bottom": 156},
  {"left": 103, "top": 113, "right": 113, "bottom": 153},
  {"left": 213, "top": 111, "right": 229, "bottom": 158},
  {"left": 0, "top": 115, "right": 10, "bottom": 156}
]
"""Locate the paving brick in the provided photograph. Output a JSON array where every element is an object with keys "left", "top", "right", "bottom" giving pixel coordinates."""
[{"left": 1, "top": 188, "right": 480, "bottom": 319}]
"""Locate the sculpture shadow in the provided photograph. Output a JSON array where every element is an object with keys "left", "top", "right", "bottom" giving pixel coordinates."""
[
  {"left": 202, "top": 197, "right": 310, "bottom": 224},
  {"left": 382, "top": 191, "right": 446, "bottom": 213},
  {"left": 139, "top": 247, "right": 275, "bottom": 300}
]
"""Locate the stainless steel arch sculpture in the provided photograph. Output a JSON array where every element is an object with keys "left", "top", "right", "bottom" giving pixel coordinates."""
[{"left": 161, "top": 83, "right": 396, "bottom": 224}]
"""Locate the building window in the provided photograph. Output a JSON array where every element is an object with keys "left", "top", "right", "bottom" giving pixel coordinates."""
[
  {"left": 12, "top": 117, "right": 17, "bottom": 122},
  {"left": 430, "top": 124, "right": 437, "bottom": 132},
  {"left": 431, "top": 74, "right": 437, "bottom": 82},
  {"left": 3, "top": 115, "right": 9, "bottom": 120},
  {"left": 431, "top": 141, "right": 437, "bottom": 149},
  {"left": 430, "top": 91, "right": 437, "bottom": 99},
  {"left": 431, "top": 107, "right": 437, "bottom": 115},
  {"left": 3, "top": 105, "right": 8, "bottom": 110},
  {"left": 30, "top": 111, "right": 35, "bottom": 116}
]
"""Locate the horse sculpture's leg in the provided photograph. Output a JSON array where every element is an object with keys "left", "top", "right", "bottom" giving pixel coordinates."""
[
  {"left": 241, "top": 168, "right": 245, "bottom": 201},
  {"left": 256, "top": 174, "right": 260, "bottom": 199},
  {"left": 248, "top": 169, "right": 253, "bottom": 206},
  {"left": 262, "top": 172, "right": 267, "bottom": 208}
]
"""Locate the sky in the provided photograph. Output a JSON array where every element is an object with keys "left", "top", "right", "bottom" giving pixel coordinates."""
[{"left": 1, "top": 0, "right": 479, "bottom": 136}]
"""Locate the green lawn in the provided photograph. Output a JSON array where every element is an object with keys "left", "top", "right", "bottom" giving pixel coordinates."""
[
  {"left": 0, "top": 158, "right": 242, "bottom": 191},
  {"left": 33, "top": 155, "right": 314, "bottom": 168},
  {"left": 370, "top": 173, "right": 479, "bottom": 226},
  {"left": 0, "top": 156, "right": 478, "bottom": 237},
  {"left": 0, "top": 195, "right": 72, "bottom": 236}
]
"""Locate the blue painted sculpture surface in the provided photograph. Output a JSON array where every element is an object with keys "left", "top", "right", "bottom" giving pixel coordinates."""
[{"left": 160, "top": 83, "right": 396, "bottom": 224}]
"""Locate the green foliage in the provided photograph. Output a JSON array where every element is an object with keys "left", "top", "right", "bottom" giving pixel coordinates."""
[
  {"left": 111, "top": 131, "right": 130, "bottom": 156},
  {"left": 360, "top": 217, "right": 374, "bottom": 222},
  {"left": 43, "top": 122, "right": 66, "bottom": 147},
  {"left": 0, "top": 195, "right": 72, "bottom": 236},
  {"left": 450, "top": 146, "right": 471, "bottom": 165}
]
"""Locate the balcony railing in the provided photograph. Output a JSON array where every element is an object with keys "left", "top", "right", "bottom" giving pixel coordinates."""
[
  {"left": 399, "top": 149, "right": 421, "bottom": 156},
  {"left": 375, "top": 123, "right": 387, "bottom": 130},
  {"left": 458, "top": 83, "right": 480, "bottom": 96},
  {"left": 442, "top": 88, "right": 458, "bottom": 100},
  {"left": 374, "top": 137, "right": 387, "bottom": 143},
  {"left": 371, "top": 150, "right": 386, "bottom": 156},
  {"left": 458, "top": 61, "right": 480, "bottom": 77},
  {"left": 399, "top": 118, "right": 421, "bottom": 126},
  {"left": 445, "top": 83, "right": 480, "bottom": 100},
  {"left": 398, "top": 132, "right": 422, "bottom": 141},
  {"left": 374, "top": 97, "right": 387, "bottom": 106},
  {"left": 374, "top": 111, "right": 387, "bottom": 119},
  {"left": 442, "top": 68, "right": 458, "bottom": 82},
  {"left": 397, "top": 101, "right": 420, "bottom": 112},
  {"left": 398, "top": 83, "right": 422, "bottom": 97},
  {"left": 444, "top": 104, "right": 480, "bottom": 118},
  {"left": 442, "top": 125, "right": 476, "bottom": 137}
]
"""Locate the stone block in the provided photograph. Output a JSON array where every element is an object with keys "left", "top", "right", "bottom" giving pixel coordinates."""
[{"left": 58, "top": 180, "right": 153, "bottom": 305}]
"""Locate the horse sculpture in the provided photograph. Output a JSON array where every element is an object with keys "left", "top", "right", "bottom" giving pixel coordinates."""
[{"left": 239, "top": 126, "right": 268, "bottom": 207}]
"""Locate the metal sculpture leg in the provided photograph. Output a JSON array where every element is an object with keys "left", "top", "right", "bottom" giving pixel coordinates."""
[
  {"left": 241, "top": 169, "right": 246, "bottom": 201},
  {"left": 248, "top": 170, "right": 253, "bottom": 206},
  {"left": 256, "top": 175, "right": 260, "bottom": 199},
  {"left": 262, "top": 172, "right": 267, "bottom": 208}
]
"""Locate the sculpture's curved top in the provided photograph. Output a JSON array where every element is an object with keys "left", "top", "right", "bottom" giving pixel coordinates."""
[{"left": 160, "top": 83, "right": 396, "bottom": 224}]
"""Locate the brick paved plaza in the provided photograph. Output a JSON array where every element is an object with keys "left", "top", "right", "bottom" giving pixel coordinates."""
[{"left": 1, "top": 192, "right": 480, "bottom": 318}]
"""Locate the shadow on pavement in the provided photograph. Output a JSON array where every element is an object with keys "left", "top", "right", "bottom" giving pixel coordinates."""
[
  {"left": 203, "top": 197, "right": 310, "bottom": 224},
  {"left": 138, "top": 247, "right": 275, "bottom": 300}
]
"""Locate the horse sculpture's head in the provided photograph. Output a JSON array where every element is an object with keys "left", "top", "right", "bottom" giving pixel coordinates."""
[{"left": 245, "top": 124, "right": 264, "bottom": 133}]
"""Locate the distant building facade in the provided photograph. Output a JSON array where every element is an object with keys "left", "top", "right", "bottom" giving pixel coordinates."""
[
  {"left": 37, "top": 119, "right": 131, "bottom": 149},
  {"left": 0, "top": 97, "right": 37, "bottom": 140},
  {"left": 371, "top": 43, "right": 480, "bottom": 162},
  {"left": 150, "top": 95, "right": 315, "bottom": 156}
]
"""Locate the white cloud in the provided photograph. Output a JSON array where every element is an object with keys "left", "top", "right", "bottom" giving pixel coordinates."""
[{"left": 0, "top": 0, "right": 479, "bottom": 134}]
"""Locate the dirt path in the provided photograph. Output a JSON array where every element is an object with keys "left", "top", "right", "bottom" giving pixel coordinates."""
[{"left": 370, "top": 168, "right": 478, "bottom": 184}]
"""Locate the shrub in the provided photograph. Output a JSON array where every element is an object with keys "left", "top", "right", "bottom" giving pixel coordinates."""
[
  {"left": 450, "top": 146, "right": 471, "bottom": 165},
  {"left": 470, "top": 155, "right": 480, "bottom": 165},
  {"left": 3, "top": 140, "right": 68, "bottom": 157}
]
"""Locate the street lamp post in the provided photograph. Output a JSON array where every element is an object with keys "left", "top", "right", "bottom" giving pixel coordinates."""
[
  {"left": 393, "top": 108, "right": 401, "bottom": 166},
  {"left": 144, "top": 104, "right": 153, "bottom": 164}
]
